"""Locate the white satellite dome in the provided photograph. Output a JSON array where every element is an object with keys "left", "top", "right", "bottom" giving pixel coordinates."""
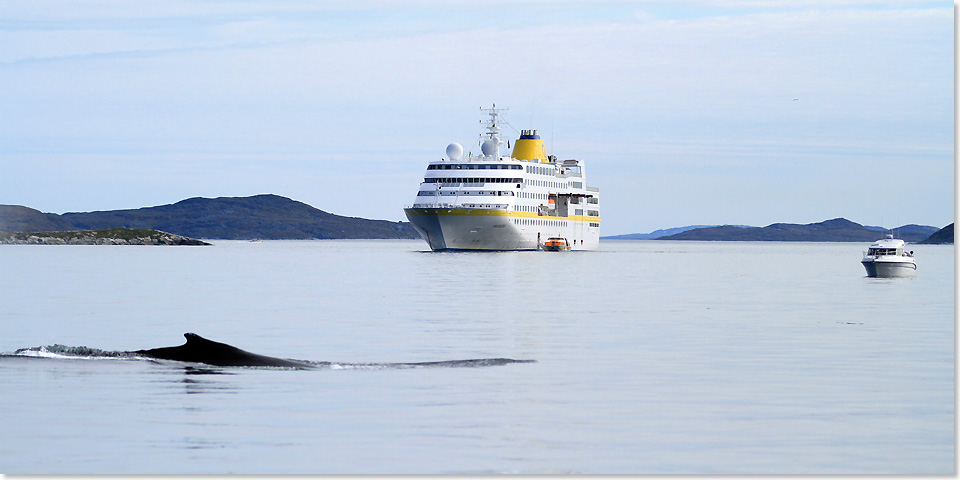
[{"left": 445, "top": 143, "right": 463, "bottom": 162}]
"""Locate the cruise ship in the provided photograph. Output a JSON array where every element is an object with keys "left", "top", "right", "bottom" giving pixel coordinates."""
[{"left": 404, "top": 106, "right": 600, "bottom": 251}]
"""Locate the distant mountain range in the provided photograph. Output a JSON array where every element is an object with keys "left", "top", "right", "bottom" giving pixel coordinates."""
[
  {"left": 606, "top": 218, "right": 949, "bottom": 243},
  {"left": 603, "top": 225, "right": 753, "bottom": 240},
  {"left": 0, "top": 194, "right": 419, "bottom": 240},
  {"left": 2, "top": 197, "right": 951, "bottom": 244}
]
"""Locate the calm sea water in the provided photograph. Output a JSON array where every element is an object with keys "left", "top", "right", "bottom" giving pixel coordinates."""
[{"left": 0, "top": 239, "right": 953, "bottom": 474}]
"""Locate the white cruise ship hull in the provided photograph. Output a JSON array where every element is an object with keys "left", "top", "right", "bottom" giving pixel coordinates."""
[
  {"left": 861, "top": 257, "right": 916, "bottom": 277},
  {"left": 404, "top": 207, "right": 599, "bottom": 251}
]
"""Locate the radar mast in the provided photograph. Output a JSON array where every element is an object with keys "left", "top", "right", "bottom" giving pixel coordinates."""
[{"left": 480, "top": 104, "right": 507, "bottom": 158}]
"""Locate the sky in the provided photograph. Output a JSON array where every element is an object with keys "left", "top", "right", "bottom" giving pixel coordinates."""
[{"left": 0, "top": 0, "right": 953, "bottom": 235}]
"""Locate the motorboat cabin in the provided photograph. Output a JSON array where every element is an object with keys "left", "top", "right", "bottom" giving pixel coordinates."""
[{"left": 861, "top": 234, "right": 916, "bottom": 277}]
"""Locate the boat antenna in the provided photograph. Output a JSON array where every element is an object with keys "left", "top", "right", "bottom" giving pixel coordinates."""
[{"left": 479, "top": 104, "right": 508, "bottom": 158}]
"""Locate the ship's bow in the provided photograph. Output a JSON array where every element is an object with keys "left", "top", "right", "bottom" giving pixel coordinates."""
[{"left": 404, "top": 208, "right": 446, "bottom": 251}]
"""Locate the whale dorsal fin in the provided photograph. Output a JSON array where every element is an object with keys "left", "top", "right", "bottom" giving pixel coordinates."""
[{"left": 183, "top": 333, "right": 224, "bottom": 347}]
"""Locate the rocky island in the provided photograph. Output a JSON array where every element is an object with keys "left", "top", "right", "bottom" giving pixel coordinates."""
[{"left": 0, "top": 228, "right": 210, "bottom": 246}]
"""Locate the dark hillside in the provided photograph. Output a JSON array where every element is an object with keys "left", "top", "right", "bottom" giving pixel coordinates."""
[
  {"left": 0, "top": 205, "right": 73, "bottom": 233},
  {"left": 661, "top": 218, "right": 935, "bottom": 243},
  {"left": 896, "top": 224, "right": 940, "bottom": 238},
  {"left": 917, "top": 224, "right": 954, "bottom": 244},
  {"left": 3, "top": 195, "right": 419, "bottom": 240}
]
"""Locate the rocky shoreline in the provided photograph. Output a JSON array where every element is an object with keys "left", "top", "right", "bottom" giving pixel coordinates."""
[{"left": 0, "top": 228, "right": 210, "bottom": 246}]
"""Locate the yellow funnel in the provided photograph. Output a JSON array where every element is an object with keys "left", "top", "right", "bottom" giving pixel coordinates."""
[{"left": 511, "top": 130, "right": 548, "bottom": 162}]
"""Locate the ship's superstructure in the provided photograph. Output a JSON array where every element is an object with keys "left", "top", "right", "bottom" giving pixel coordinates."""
[{"left": 404, "top": 106, "right": 600, "bottom": 251}]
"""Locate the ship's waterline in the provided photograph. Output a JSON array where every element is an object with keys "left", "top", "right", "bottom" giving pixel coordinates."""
[{"left": 404, "top": 105, "right": 601, "bottom": 251}]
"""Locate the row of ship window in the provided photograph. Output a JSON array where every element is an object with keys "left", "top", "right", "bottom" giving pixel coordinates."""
[
  {"left": 428, "top": 164, "right": 522, "bottom": 170},
  {"left": 513, "top": 218, "right": 568, "bottom": 227},
  {"left": 867, "top": 248, "right": 904, "bottom": 256},
  {"left": 426, "top": 164, "right": 560, "bottom": 176},
  {"left": 423, "top": 177, "right": 522, "bottom": 184},
  {"left": 527, "top": 179, "right": 564, "bottom": 188},
  {"left": 511, "top": 207, "right": 598, "bottom": 217},
  {"left": 510, "top": 219, "right": 600, "bottom": 227},
  {"left": 460, "top": 204, "right": 508, "bottom": 209},
  {"left": 412, "top": 198, "right": 599, "bottom": 218},
  {"left": 526, "top": 165, "right": 555, "bottom": 176},
  {"left": 416, "top": 190, "right": 600, "bottom": 210},
  {"left": 417, "top": 190, "right": 515, "bottom": 196},
  {"left": 422, "top": 177, "right": 578, "bottom": 191}
]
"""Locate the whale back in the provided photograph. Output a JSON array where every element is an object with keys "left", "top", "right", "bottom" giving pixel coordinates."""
[{"left": 136, "top": 333, "right": 311, "bottom": 368}]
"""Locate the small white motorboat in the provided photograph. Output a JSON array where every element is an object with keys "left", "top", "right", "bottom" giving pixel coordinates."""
[{"left": 861, "top": 234, "right": 916, "bottom": 277}]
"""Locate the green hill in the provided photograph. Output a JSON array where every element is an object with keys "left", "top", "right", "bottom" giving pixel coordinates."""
[{"left": 1, "top": 195, "right": 419, "bottom": 240}]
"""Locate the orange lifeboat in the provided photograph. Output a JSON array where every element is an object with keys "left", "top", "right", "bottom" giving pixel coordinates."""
[{"left": 543, "top": 237, "right": 570, "bottom": 252}]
